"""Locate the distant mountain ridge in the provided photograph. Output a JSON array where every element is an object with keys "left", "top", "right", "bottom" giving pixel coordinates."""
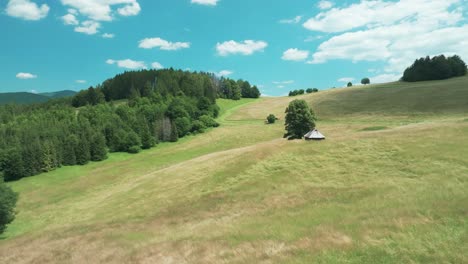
[{"left": 0, "top": 90, "right": 77, "bottom": 105}]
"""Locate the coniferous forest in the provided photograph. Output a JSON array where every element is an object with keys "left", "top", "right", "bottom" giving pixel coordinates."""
[
  {"left": 402, "top": 55, "right": 467, "bottom": 82},
  {"left": 0, "top": 69, "right": 260, "bottom": 182}
]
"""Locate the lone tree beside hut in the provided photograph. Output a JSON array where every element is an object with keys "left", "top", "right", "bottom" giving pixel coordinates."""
[{"left": 284, "top": 99, "right": 316, "bottom": 140}]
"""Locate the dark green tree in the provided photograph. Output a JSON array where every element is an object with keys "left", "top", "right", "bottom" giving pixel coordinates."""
[
  {"left": 347, "top": 82, "right": 353, "bottom": 87},
  {"left": 266, "top": 114, "right": 277, "bottom": 124},
  {"left": 284, "top": 99, "right": 316, "bottom": 140},
  {"left": 361, "top": 78, "right": 370, "bottom": 85},
  {"left": 90, "top": 133, "right": 108, "bottom": 161},
  {"left": 0, "top": 181, "right": 18, "bottom": 234},
  {"left": 3, "top": 149, "right": 25, "bottom": 182},
  {"left": 75, "top": 135, "right": 90, "bottom": 165}
]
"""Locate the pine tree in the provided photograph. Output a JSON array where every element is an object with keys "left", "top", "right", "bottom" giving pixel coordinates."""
[
  {"left": 90, "top": 133, "right": 108, "bottom": 161},
  {"left": 62, "top": 134, "right": 77, "bottom": 166},
  {"left": 170, "top": 120, "right": 178, "bottom": 142},
  {"left": 75, "top": 134, "right": 91, "bottom": 165},
  {"left": 3, "top": 148, "right": 25, "bottom": 181}
]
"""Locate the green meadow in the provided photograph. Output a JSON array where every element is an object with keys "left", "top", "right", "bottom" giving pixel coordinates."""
[{"left": 1, "top": 76, "right": 467, "bottom": 263}]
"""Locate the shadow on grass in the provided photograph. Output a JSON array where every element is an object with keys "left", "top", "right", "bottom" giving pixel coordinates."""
[{"left": 360, "top": 126, "right": 389, "bottom": 131}]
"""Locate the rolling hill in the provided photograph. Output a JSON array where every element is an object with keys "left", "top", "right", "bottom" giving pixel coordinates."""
[
  {"left": 0, "top": 90, "right": 77, "bottom": 105},
  {"left": 1, "top": 77, "right": 467, "bottom": 263}
]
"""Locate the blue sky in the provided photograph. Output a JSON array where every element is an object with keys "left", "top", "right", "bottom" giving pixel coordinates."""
[{"left": 1, "top": 0, "right": 467, "bottom": 96}]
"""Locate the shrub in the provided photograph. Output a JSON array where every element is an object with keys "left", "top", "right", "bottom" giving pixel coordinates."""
[
  {"left": 128, "top": 145, "right": 141, "bottom": 154},
  {"left": 191, "top": 120, "right": 206, "bottom": 133},
  {"left": 266, "top": 114, "right": 277, "bottom": 124},
  {"left": 199, "top": 115, "right": 219, "bottom": 128}
]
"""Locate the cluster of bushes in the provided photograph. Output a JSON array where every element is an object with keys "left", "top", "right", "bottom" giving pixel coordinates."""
[
  {"left": 288, "top": 88, "right": 318, "bottom": 96},
  {"left": 402, "top": 55, "right": 467, "bottom": 82},
  {"left": 0, "top": 69, "right": 260, "bottom": 182}
]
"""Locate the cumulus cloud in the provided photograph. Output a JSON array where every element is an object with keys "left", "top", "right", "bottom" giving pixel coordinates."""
[
  {"left": 216, "top": 40, "right": 268, "bottom": 56},
  {"left": 151, "top": 62, "right": 164, "bottom": 69},
  {"left": 60, "top": 0, "right": 141, "bottom": 21},
  {"left": 318, "top": 1, "right": 333, "bottom": 10},
  {"left": 282, "top": 48, "right": 309, "bottom": 61},
  {"left": 305, "top": 0, "right": 467, "bottom": 77},
  {"left": 273, "top": 80, "right": 294, "bottom": 85},
  {"left": 191, "top": 0, "right": 219, "bottom": 6},
  {"left": 6, "top": 0, "right": 49, "bottom": 20},
  {"left": 338, "top": 77, "right": 354, "bottom": 83},
  {"left": 368, "top": 73, "right": 401, "bottom": 83},
  {"left": 76, "top": 80, "right": 87, "bottom": 83},
  {"left": 16, "top": 72, "right": 37, "bottom": 79},
  {"left": 61, "top": 13, "right": 78, "bottom": 25},
  {"left": 102, "top": 33, "right": 115, "bottom": 38},
  {"left": 139, "top": 37, "right": 191, "bottom": 50},
  {"left": 214, "top": 70, "right": 233, "bottom": 77},
  {"left": 117, "top": 2, "right": 141, "bottom": 16},
  {"left": 279, "top": 15, "right": 302, "bottom": 24},
  {"left": 74, "top": 20, "right": 100, "bottom": 35},
  {"left": 304, "top": 0, "right": 461, "bottom": 33},
  {"left": 106, "top": 59, "right": 146, "bottom": 69}
]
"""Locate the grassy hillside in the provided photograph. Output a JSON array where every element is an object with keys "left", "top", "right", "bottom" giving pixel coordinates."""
[
  {"left": 1, "top": 78, "right": 467, "bottom": 263},
  {"left": 0, "top": 90, "right": 77, "bottom": 105}
]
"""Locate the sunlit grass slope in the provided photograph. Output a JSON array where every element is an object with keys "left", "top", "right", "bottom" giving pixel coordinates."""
[{"left": 1, "top": 77, "right": 467, "bottom": 263}]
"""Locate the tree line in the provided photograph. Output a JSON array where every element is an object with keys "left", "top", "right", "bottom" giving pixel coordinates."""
[
  {"left": 402, "top": 55, "right": 467, "bottom": 82},
  {"left": 288, "top": 88, "right": 318, "bottom": 96},
  {"left": 0, "top": 69, "right": 260, "bottom": 182}
]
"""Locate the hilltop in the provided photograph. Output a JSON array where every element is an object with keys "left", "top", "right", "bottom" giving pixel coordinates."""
[
  {"left": 0, "top": 76, "right": 467, "bottom": 263},
  {"left": 0, "top": 90, "right": 77, "bottom": 105}
]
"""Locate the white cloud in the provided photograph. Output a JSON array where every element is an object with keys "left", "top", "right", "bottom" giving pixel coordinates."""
[
  {"left": 76, "top": 80, "right": 87, "bottom": 84},
  {"left": 282, "top": 48, "right": 309, "bottom": 61},
  {"left": 304, "top": 0, "right": 461, "bottom": 33},
  {"left": 369, "top": 73, "right": 401, "bottom": 83},
  {"left": 16, "top": 72, "right": 37, "bottom": 79},
  {"left": 318, "top": 1, "right": 334, "bottom": 10},
  {"left": 6, "top": 0, "right": 49, "bottom": 20},
  {"left": 338, "top": 77, "right": 354, "bottom": 82},
  {"left": 62, "top": 13, "right": 79, "bottom": 25},
  {"left": 216, "top": 40, "right": 268, "bottom": 56},
  {"left": 214, "top": 70, "right": 233, "bottom": 77},
  {"left": 68, "top": 8, "right": 78, "bottom": 15},
  {"left": 30, "top": 89, "right": 38, "bottom": 94},
  {"left": 60, "top": 0, "right": 141, "bottom": 21},
  {"left": 306, "top": 0, "right": 467, "bottom": 75},
  {"left": 138, "top": 37, "right": 191, "bottom": 50},
  {"left": 191, "top": 0, "right": 219, "bottom": 6},
  {"left": 277, "top": 85, "right": 285, "bottom": 88},
  {"left": 117, "top": 2, "right": 141, "bottom": 16},
  {"left": 106, "top": 59, "right": 146, "bottom": 69},
  {"left": 102, "top": 33, "right": 115, "bottom": 38},
  {"left": 273, "top": 80, "right": 294, "bottom": 85},
  {"left": 304, "top": 35, "right": 323, "bottom": 42},
  {"left": 74, "top": 20, "right": 100, "bottom": 35},
  {"left": 279, "top": 15, "right": 302, "bottom": 24},
  {"left": 151, "top": 62, "right": 164, "bottom": 69}
]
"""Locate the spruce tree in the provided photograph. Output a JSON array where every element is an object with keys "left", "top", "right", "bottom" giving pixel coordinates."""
[{"left": 90, "top": 133, "right": 108, "bottom": 161}]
